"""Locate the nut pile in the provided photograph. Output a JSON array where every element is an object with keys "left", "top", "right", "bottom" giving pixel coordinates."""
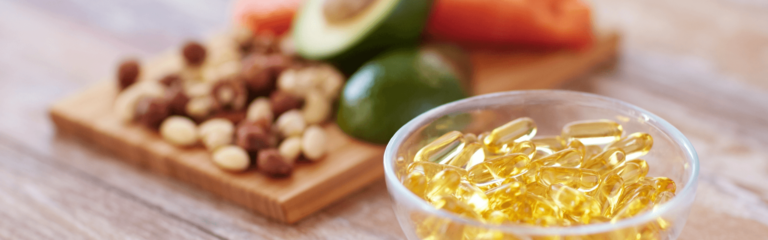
[{"left": 113, "top": 27, "right": 344, "bottom": 177}]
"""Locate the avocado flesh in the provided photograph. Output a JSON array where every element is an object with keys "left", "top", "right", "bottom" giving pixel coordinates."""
[
  {"left": 336, "top": 47, "right": 468, "bottom": 144},
  {"left": 293, "top": 0, "right": 432, "bottom": 74}
]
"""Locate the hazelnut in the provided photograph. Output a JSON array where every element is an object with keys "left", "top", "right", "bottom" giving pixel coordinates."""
[
  {"left": 236, "top": 120, "right": 277, "bottom": 152},
  {"left": 212, "top": 145, "right": 250, "bottom": 172},
  {"left": 233, "top": 26, "right": 255, "bottom": 53},
  {"left": 241, "top": 54, "right": 275, "bottom": 96},
  {"left": 211, "top": 79, "right": 247, "bottom": 111},
  {"left": 135, "top": 96, "right": 170, "bottom": 130},
  {"left": 182, "top": 41, "right": 207, "bottom": 66},
  {"left": 302, "top": 91, "right": 331, "bottom": 125},
  {"left": 164, "top": 85, "right": 189, "bottom": 116},
  {"left": 270, "top": 91, "right": 303, "bottom": 117},
  {"left": 257, "top": 149, "right": 293, "bottom": 177},
  {"left": 301, "top": 125, "right": 327, "bottom": 161},
  {"left": 159, "top": 116, "right": 198, "bottom": 147},
  {"left": 279, "top": 136, "right": 302, "bottom": 162},
  {"left": 186, "top": 96, "right": 214, "bottom": 119},
  {"left": 246, "top": 97, "right": 273, "bottom": 123},
  {"left": 114, "top": 81, "right": 165, "bottom": 122},
  {"left": 275, "top": 110, "right": 306, "bottom": 138},
  {"left": 117, "top": 59, "right": 140, "bottom": 91}
]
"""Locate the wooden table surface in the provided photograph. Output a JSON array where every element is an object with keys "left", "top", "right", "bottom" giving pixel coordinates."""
[{"left": 1, "top": 0, "right": 767, "bottom": 239}]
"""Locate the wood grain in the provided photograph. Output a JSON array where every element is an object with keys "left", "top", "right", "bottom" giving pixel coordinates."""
[{"left": 1, "top": 0, "right": 767, "bottom": 239}]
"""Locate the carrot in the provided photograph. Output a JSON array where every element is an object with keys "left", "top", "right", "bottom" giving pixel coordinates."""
[
  {"left": 426, "top": 0, "right": 593, "bottom": 48},
  {"left": 233, "top": 0, "right": 302, "bottom": 35}
]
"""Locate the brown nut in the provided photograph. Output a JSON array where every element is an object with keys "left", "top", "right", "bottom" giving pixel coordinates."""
[
  {"left": 212, "top": 145, "right": 250, "bottom": 172},
  {"left": 135, "top": 96, "right": 170, "bottom": 130},
  {"left": 182, "top": 41, "right": 207, "bottom": 66},
  {"left": 164, "top": 85, "right": 189, "bottom": 116},
  {"left": 240, "top": 53, "right": 291, "bottom": 97},
  {"left": 233, "top": 26, "right": 255, "bottom": 54},
  {"left": 117, "top": 59, "right": 140, "bottom": 91},
  {"left": 270, "top": 90, "right": 303, "bottom": 117},
  {"left": 211, "top": 78, "right": 247, "bottom": 111},
  {"left": 250, "top": 32, "right": 278, "bottom": 54},
  {"left": 160, "top": 116, "right": 199, "bottom": 147},
  {"left": 257, "top": 149, "right": 293, "bottom": 177},
  {"left": 114, "top": 81, "right": 165, "bottom": 122},
  {"left": 235, "top": 120, "right": 277, "bottom": 152}
]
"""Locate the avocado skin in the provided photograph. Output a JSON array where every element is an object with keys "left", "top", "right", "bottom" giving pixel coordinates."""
[
  {"left": 336, "top": 47, "right": 468, "bottom": 144},
  {"left": 323, "top": 0, "right": 433, "bottom": 74}
]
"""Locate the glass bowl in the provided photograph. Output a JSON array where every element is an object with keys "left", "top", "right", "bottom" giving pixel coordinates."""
[{"left": 383, "top": 90, "right": 699, "bottom": 240}]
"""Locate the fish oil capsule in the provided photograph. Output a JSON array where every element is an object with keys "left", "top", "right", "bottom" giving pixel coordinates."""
[
  {"left": 612, "top": 159, "right": 649, "bottom": 184},
  {"left": 594, "top": 173, "right": 625, "bottom": 217},
  {"left": 485, "top": 181, "right": 526, "bottom": 210},
  {"left": 408, "top": 161, "right": 451, "bottom": 179},
  {"left": 431, "top": 194, "right": 482, "bottom": 219},
  {"left": 538, "top": 167, "right": 601, "bottom": 192},
  {"left": 567, "top": 139, "right": 586, "bottom": 157},
  {"left": 414, "top": 131, "right": 466, "bottom": 164},
  {"left": 509, "top": 140, "right": 536, "bottom": 159},
  {"left": 525, "top": 192, "right": 563, "bottom": 220},
  {"left": 584, "top": 145, "right": 603, "bottom": 160},
  {"left": 456, "top": 181, "right": 489, "bottom": 213},
  {"left": 562, "top": 120, "right": 623, "bottom": 145},
  {"left": 403, "top": 171, "right": 429, "bottom": 199},
  {"left": 650, "top": 176, "right": 676, "bottom": 195},
  {"left": 426, "top": 168, "right": 463, "bottom": 201},
  {"left": 549, "top": 185, "right": 601, "bottom": 221},
  {"left": 483, "top": 117, "right": 537, "bottom": 154},
  {"left": 463, "top": 133, "right": 478, "bottom": 143},
  {"left": 583, "top": 147, "right": 626, "bottom": 171},
  {"left": 467, "top": 154, "right": 530, "bottom": 184},
  {"left": 607, "top": 132, "right": 653, "bottom": 160},
  {"left": 532, "top": 135, "right": 566, "bottom": 152},
  {"left": 447, "top": 142, "right": 483, "bottom": 168},
  {"left": 653, "top": 191, "right": 675, "bottom": 208},
  {"left": 611, "top": 196, "right": 651, "bottom": 221},
  {"left": 534, "top": 148, "right": 583, "bottom": 168},
  {"left": 474, "top": 178, "right": 505, "bottom": 192},
  {"left": 525, "top": 181, "right": 550, "bottom": 198},
  {"left": 617, "top": 181, "right": 656, "bottom": 210}
]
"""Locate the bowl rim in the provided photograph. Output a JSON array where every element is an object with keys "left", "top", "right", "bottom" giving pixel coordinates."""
[{"left": 383, "top": 90, "right": 700, "bottom": 236}]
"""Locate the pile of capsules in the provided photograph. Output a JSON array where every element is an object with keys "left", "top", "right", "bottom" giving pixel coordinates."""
[{"left": 401, "top": 117, "right": 676, "bottom": 228}]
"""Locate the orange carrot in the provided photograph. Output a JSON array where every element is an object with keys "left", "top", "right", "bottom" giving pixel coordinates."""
[
  {"left": 233, "top": 0, "right": 302, "bottom": 35},
  {"left": 426, "top": 0, "right": 593, "bottom": 48}
]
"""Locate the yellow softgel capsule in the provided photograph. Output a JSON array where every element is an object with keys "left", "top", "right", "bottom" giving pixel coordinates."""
[
  {"left": 607, "top": 132, "right": 653, "bottom": 160},
  {"left": 562, "top": 120, "right": 623, "bottom": 145},
  {"left": 456, "top": 181, "right": 489, "bottom": 213},
  {"left": 408, "top": 161, "right": 467, "bottom": 179},
  {"left": 414, "top": 131, "right": 466, "bottom": 164},
  {"left": 612, "top": 159, "right": 649, "bottom": 184},
  {"left": 467, "top": 154, "right": 530, "bottom": 185},
  {"left": 485, "top": 181, "right": 527, "bottom": 210},
  {"left": 431, "top": 194, "right": 482, "bottom": 219},
  {"left": 403, "top": 171, "right": 429, "bottom": 199},
  {"left": 534, "top": 148, "right": 583, "bottom": 168},
  {"left": 538, "top": 167, "right": 601, "bottom": 192},
  {"left": 583, "top": 147, "right": 626, "bottom": 171},
  {"left": 617, "top": 180, "right": 656, "bottom": 210},
  {"left": 549, "top": 185, "right": 601, "bottom": 223},
  {"left": 584, "top": 145, "right": 603, "bottom": 160},
  {"left": 509, "top": 140, "right": 537, "bottom": 160},
  {"left": 532, "top": 135, "right": 566, "bottom": 152},
  {"left": 594, "top": 173, "right": 625, "bottom": 217},
  {"left": 611, "top": 196, "right": 651, "bottom": 221},
  {"left": 447, "top": 142, "right": 483, "bottom": 168},
  {"left": 649, "top": 176, "right": 676, "bottom": 195},
  {"left": 525, "top": 181, "right": 550, "bottom": 198},
  {"left": 483, "top": 117, "right": 537, "bottom": 154},
  {"left": 426, "top": 168, "right": 463, "bottom": 201}
]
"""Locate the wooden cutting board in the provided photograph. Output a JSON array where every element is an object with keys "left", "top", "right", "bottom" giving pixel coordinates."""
[{"left": 49, "top": 32, "right": 619, "bottom": 224}]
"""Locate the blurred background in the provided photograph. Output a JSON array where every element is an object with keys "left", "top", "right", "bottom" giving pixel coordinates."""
[{"left": 0, "top": 0, "right": 767, "bottom": 239}]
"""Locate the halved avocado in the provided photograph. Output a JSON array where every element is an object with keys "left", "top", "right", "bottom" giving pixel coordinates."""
[{"left": 293, "top": 0, "right": 432, "bottom": 73}]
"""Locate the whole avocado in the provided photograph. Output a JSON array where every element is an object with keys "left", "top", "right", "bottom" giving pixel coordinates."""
[{"left": 337, "top": 46, "right": 470, "bottom": 144}]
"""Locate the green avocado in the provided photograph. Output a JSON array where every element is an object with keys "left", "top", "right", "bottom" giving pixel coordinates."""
[
  {"left": 337, "top": 45, "right": 470, "bottom": 144},
  {"left": 292, "top": 0, "right": 432, "bottom": 74}
]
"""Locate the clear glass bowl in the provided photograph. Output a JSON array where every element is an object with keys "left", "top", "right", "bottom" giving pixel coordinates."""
[{"left": 383, "top": 90, "right": 699, "bottom": 240}]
